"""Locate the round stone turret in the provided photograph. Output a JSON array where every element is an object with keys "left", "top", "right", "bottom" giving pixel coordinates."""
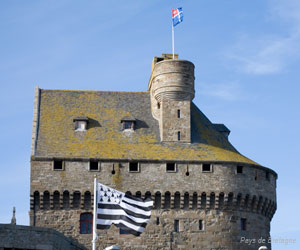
[
  {"left": 148, "top": 56, "right": 196, "bottom": 142},
  {"left": 149, "top": 59, "right": 195, "bottom": 102}
]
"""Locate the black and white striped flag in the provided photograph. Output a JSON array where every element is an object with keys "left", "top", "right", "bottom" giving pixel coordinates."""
[{"left": 95, "top": 182, "right": 153, "bottom": 236}]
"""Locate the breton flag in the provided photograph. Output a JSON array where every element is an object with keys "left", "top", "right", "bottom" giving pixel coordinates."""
[
  {"left": 172, "top": 7, "right": 183, "bottom": 26},
  {"left": 94, "top": 181, "right": 153, "bottom": 236}
]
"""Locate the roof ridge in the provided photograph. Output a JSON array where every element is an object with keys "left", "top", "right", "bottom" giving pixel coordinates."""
[{"left": 40, "top": 88, "right": 149, "bottom": 93}]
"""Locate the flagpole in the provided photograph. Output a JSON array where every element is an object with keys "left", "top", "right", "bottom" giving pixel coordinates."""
[
  {"left": 92, "top": 177, "right": 98, "bottom": 250},
  {"left": 172, "top": 22, "right": 175, "bottom": 59}
]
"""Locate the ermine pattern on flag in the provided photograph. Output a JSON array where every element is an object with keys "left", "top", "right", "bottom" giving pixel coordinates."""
[
  {"left": 96, "top": 183, "right": 153, "bottom": 236},
  {"left": 172, "top": 7, "right": 183, "bottom": 26}
]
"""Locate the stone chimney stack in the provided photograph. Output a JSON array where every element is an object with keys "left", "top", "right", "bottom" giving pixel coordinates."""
[{"left": 148, "top": 54, "right": 195, "bottom": 142}]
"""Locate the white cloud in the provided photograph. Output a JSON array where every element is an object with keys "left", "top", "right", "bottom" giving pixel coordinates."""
[
  {"left": 198, "top": 81, "right": 244, "bottom": 101},
  {"left": 225, "top": 0, "right": 300, "bottom": 75}
]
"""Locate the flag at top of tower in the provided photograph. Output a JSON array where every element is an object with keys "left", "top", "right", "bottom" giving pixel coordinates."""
[{"left": 172, "top": 7, "right": 183, "bottom": 26}]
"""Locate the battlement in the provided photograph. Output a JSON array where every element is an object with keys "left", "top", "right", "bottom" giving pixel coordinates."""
[{"left": 30, "top": 190, "right": 276, "bottom": 220}]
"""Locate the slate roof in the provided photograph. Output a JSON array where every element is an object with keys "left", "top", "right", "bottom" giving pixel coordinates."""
[{"left": 34, "top": 89, "right": 259, "bottom": 165}]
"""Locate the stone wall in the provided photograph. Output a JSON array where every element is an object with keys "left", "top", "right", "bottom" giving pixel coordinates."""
[
  {"left": 148, "top": 59, "right": 195, "bottom": 142},
  {"left": 0, "top": 224, "right": 85, "bottom": 250},
  {"left": 30, "top": 160, "right": 276, "bottom": 249}
]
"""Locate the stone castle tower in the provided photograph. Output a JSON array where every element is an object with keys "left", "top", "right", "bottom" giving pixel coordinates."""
[{"left": 30, "top": 54, "right": 277, "bottom": 250}]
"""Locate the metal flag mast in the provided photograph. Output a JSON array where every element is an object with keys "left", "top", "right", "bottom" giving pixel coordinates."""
[
  {"left": 92, "top": 177, "right": 98, "bottom": 250},
  {"left": 172, "top": 21, "right": 175, "bottom": 60},
  {"left": 171, "top": 8, "right": 183, "bottom": 60}
]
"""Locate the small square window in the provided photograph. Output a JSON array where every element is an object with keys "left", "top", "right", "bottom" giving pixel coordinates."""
[
  {"left": 124, "top": 121, "right": 134, "bottom": 130},
  {"left": 53, "top": 160, "right": 64, "bottom": 170},
  {"left": 73, "top": 117, "right": 89, "bottom": 131},
  {"left": 236, "top": 165, "right": 243, "bottom": 174},
  {"left": 75, "top": 121, "right": 87, "bottom": 131},
  {"left": 166, "top": 163, "right": 176, "bottom": 172},
  {"left": 199, "top": 220, "right": 204, "bottom": 231},
  {"left": 89, "top": 160, "right": 99, "bottom": 171},
  {"left": 241, "top": 218, "right": 247, "bottom": 231},
  {"left": 202, "top": 164, "right": 212, "bottom": 172},
  {"left": 129, "top": 162, "right": 139, "bottom": 172}
]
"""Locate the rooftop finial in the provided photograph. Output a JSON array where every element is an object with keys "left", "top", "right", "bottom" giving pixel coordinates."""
[{"left": 11, "top": 207, "right": 16, "bottom": 225}]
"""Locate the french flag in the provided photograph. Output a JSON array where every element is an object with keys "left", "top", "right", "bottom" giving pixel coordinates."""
[{"left": 172, "top": 8, "right": 183, "bottom": 27}]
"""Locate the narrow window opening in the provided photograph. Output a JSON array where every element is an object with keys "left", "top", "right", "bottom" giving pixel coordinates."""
[
  {"left": 73, "top": 191, "right": 81, "bottom": 209},
  {"left": 63, "top": 191, "right": 70, "bottom": 209},
  {"left": 166, "top": 163, "right": 176, "bottom": 172},
  {"left": 199, "top": 220, "right": 204, "bottom": 231},
  {"left": 241, "top": 218, "right": 247, "bottom": 231},
  {"left": 174, "top": 220, "right": 179, "bottom": 232},
  {"left": 129, "top": 162, "right": 139, "bottom": 172},
  {"left": 53, "top": 160, "right": 63, "bottom": 170},
  {"left": 154, "top": 192, "right": 161, "bottom": 209},
  {"left": 255, "top": 170, "right": 258, "bottom": 181},
  {"left": 219, "top": 193, "right": 224, "bottom": 209},
  {"left": 53, "top": 191, "right": 60, "bottom": 209},
  {"left": 266, "top": 171, "right": 270, "bottom": 181},
  {"left": 192, "top": 192, "right": 198, "bottom": 209},
  {"left": 156, "top": 217, "right": 160, "bottom": 225},
  {"left": 84, "top": 191, "right": 91, "bottom": 210},
  {"left": 43, "top": 191, "right": 50, "bottom": 210},
  {"left": 80, "top": 213, "right": 93, "bottom": 234},
  {"left": 33, "top": 191, "right": 40, "bottom": 210},
  {"left": 157, "top": 102, "right": 160, "bottom": 109},
  {"left": 227, "top": 193, "right": 233, "bottom": 208},
  {"left": 174, "top": 192, "right": 180, "bottom": 209},
  {"left": 201, "top": 193, "right": 206, "bottom": 209},
  {"left": 164, "top": 192, "right": 171, "bottom": 209},
  {"left": 237, "top": 165, "right": 243, "bottom": 174},
  {"left": 236, "top": 194, "right": 242, "bottom": 208},
  {"left": 184, "top": 192, "right": 189, "bottom": 210},
  {"left": 210, "top": 193, "right": 215, "bottom": 209},
  {"left": 177, "top": 109, "right": 181, "bottom": 118},
  {"left": 145, "top": 191, "right": 151, "bottom": 200},
  {"left": 177, "top": 131, "right": 181, "bottom": 141},
  {"left": 202, "top": 164, "right": 212, "bottom": 172},
  {"left": 89, "top": 160, "right": 99, "bottom": 171},
  {"left": 244, "top": 195, "right": 249, "bottom": 209}
]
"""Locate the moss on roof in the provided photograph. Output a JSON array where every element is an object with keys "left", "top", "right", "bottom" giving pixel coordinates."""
[{"left": 35, "top": 89, "right": 259, "bottom": 166}]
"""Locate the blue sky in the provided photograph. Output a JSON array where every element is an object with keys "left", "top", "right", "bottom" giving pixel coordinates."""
[{"left": 0, "top": 0, "right": 299, "bottom": 249}]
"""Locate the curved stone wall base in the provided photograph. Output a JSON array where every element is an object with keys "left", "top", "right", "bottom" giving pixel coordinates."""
[{"left": 31, "top": 209, "right": 271, "bottom": 250}]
